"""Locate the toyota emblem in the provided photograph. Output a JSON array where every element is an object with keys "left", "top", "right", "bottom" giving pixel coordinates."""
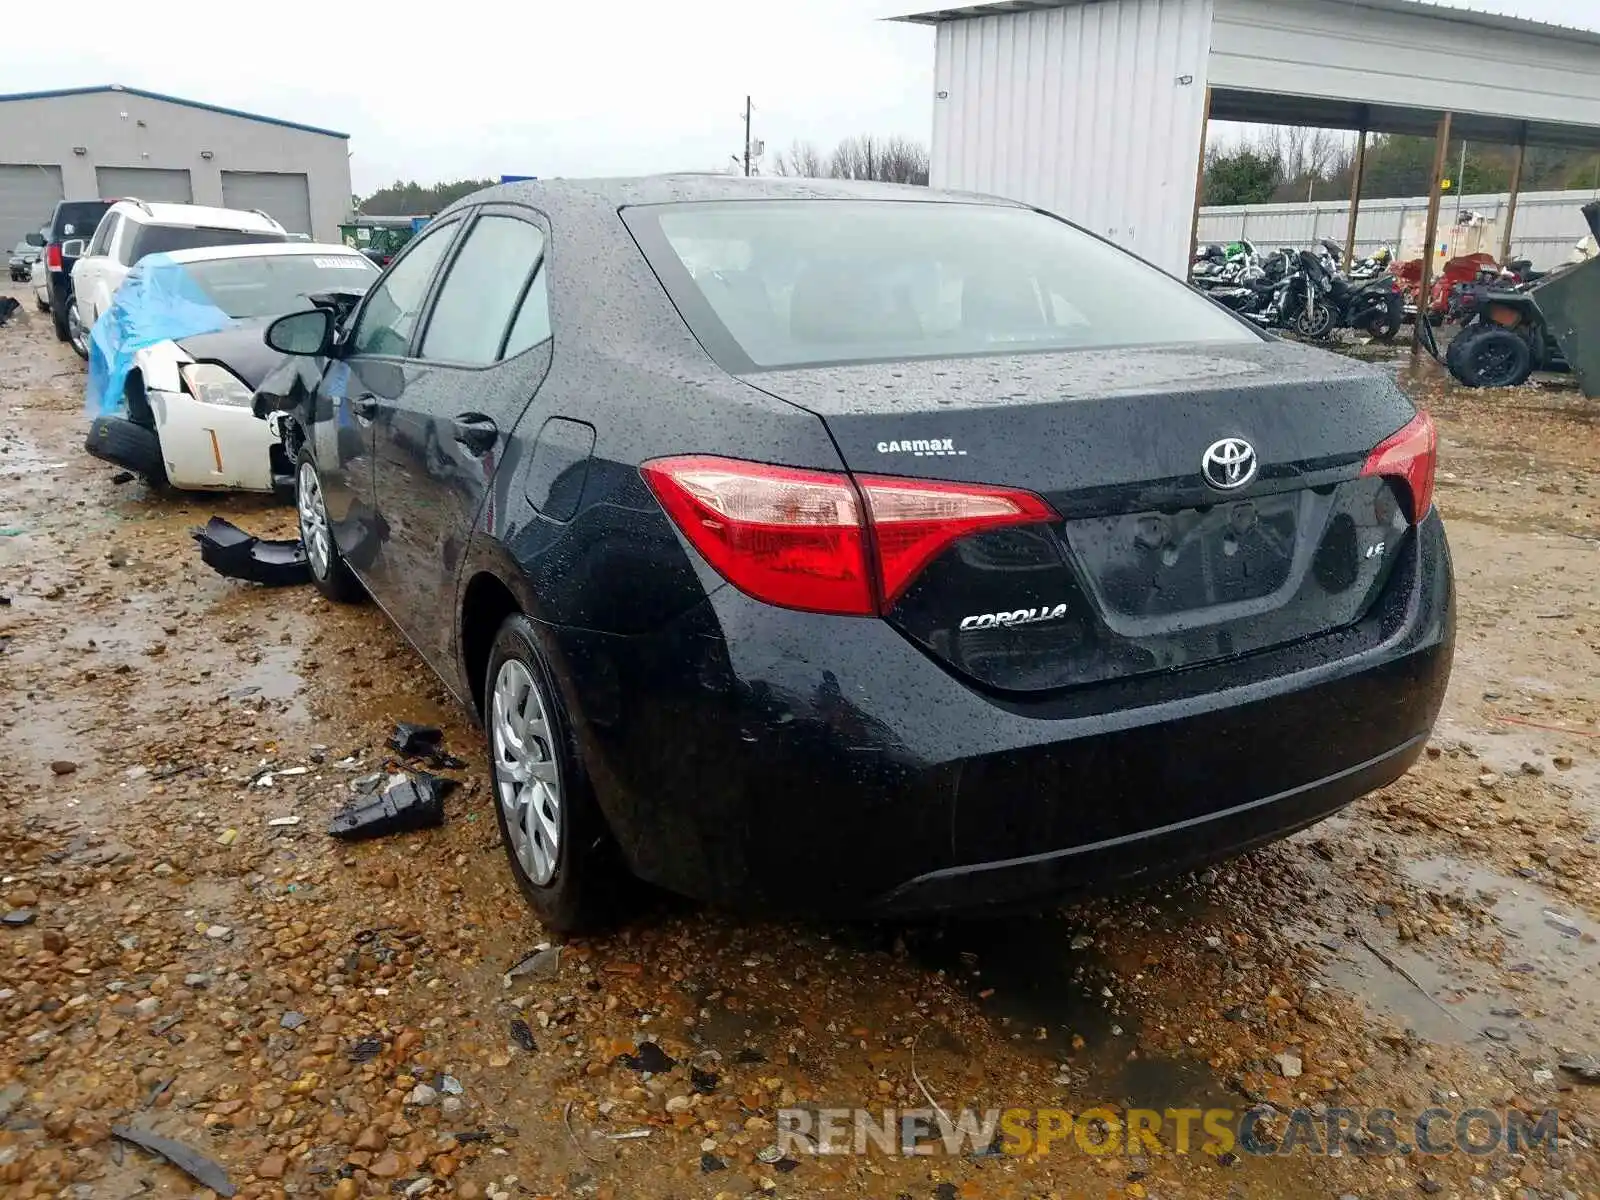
[{"left": 1202, "top": 438, "right": 1258, "bottom": 490}]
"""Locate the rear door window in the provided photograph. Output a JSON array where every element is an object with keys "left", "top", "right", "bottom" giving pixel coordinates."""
[
  {"left": 419, "top": 215, "right": 546, "bottom": 365},
  {"left": 86, "top": 214, "right": 118, "bottom": 257}
]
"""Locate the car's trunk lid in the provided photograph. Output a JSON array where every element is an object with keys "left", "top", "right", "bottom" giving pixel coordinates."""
[{"left": 746, "top": 341, "right": 1418, "bottom": 694}]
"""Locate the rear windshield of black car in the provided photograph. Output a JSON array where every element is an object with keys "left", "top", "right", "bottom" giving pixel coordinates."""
[
  {"left": 131, "top": 225, "right": 288, "bottom": 266},
  {"left": 52, "top": 202, "right": 111, "bottom": 241},
  {"left": 180, "top": 253, "right": 378, "bottom": 319},
  {"left": 625, "top": 200, "right": 1257, "bottom": 370}
]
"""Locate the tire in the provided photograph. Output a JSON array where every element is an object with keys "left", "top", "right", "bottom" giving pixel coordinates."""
[
  {"left": 295, "top": 455, "right": 365, "bottom": 603},
  {"left": 66, "top": 301, "right": 89, "bottom": 361},
  {"left": 51, "top": 284, "right": 70, "bottom": 341},
  {"left": 85, "top": 416, "right": 168, "bottom": 488},
  {"left": 1446, "top": 325, "right": 1535, "bottom": 389},
  {"left": 1365, "top": 294, "right": 1403, "bottom": 343},
  {"left": 36, "top": 294, "right": 49, "bottom": 313},
  {"left": 1294, "top": 300, "right": 1336, "bottom": 340},
  {"left": 486, "top": 614, "right": 627, "bottom": 933}
]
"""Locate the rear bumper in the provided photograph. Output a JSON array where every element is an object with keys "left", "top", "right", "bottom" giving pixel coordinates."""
[{"left": 541, "top": 512, "right": 1454, "bottom": 915}]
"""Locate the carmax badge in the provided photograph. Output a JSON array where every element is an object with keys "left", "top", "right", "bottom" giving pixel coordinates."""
[{"left": 960, "top": 604, "right": 1071, "bottom": 631}]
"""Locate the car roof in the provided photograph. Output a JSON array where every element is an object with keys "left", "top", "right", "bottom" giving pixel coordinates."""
[
  {"left": 157, "top": 241, "right": 373, "bottom": 266},
  {"left": 435, "top": 174, "right": 1021, "bottom": 222},
  {"left": 114, "top": 201, "right": 284, "bottom": 231}
]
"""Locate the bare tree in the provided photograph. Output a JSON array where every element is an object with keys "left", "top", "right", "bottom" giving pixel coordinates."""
[
  {"left": 825, "top": 135, "right": 930, "bottom": 185},
  {"left": 769, "top": 140, "right": 827, "bottom": 178}
]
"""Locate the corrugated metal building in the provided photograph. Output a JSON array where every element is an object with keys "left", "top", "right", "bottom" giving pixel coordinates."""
[
  {"left": 0, "top": 85, "right": 352, "bottom": 250},
  {"left": 1198, "top": 189, "right": 1598, "bottom": 271},
  {"left": 894, "top": 0, "right": 1600, "bottom": 276}
]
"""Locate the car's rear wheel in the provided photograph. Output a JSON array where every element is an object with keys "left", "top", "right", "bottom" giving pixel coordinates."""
[
  {"left": 66, "top": 301, "right": 89, "bottom": 360},
  {"left": 1447, "top": 324, "right": 1534, "bottom": 389},
  {"left": 51, "top": 286, "right": 70, "bottom": 340},
  {"left": 296, "top": 456, "right": 364, "bottom": 602},
  {"left": 486, "top": 614, "right": 625, "bottom": 933},
  {"left": 35, "top": 293, "right": 49, "bottom": 313}
]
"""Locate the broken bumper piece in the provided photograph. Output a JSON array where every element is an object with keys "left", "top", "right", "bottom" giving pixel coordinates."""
[
  {"left": 192, "top": 516, "right": 310, "bottom": 587},
  {"left": 328, "top": 772, "right": 458, "bottom": 841}
]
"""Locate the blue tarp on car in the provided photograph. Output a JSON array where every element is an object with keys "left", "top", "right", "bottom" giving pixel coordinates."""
[{"left": 85, "top": 254, "right": 231, "bottom": 417}]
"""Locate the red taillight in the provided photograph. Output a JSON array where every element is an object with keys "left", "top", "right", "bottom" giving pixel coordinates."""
[
  {"left": 640, "top": 455, "right": 1057, "bottom": 616},
  {"left": 857, "top": 474, "right": 1056, "bottom": 605},
  {"left": 1362, "top": 411, "right": 1437, "bottom": 523},
  {"left": 46, "top": 243, "right": 62, "bottom": 269},
  {"left": 641, "top": 456, "right": 872, "bottom": 615}
]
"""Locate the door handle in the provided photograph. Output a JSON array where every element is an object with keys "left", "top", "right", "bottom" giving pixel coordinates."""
[
  {"left": 351, "top": 393, "right": 379, "bottom": 418},
  {"left": 453, "top": 414, "right": 499, "bottom": 455}
]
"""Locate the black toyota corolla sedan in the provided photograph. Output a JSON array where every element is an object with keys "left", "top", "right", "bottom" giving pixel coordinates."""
[{"left": 255, "top": 176, "right": 1453, "bottom": 931}]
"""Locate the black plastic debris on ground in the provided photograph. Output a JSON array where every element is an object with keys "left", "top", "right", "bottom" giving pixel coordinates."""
[
  {"left": 389, "top": 722, "right": 468, "bottom": 770},
  {"left": 690, "top": 1066, "right": 719, "bottom": 1094},
  {"left": 618, "top": 1042, "right": 676, "bottom": 1074},
  {"left": 509, "top": 1019, "right": 537, "bottom": 1052},
  {"left": 347, "top": 1037, "right": 383, "bottom": 1063},
  {"left": 192, "top": 517, "right": 309, "bottom": 587},
  {"left": 700, "top": 1152, "right": 727, "bottom": 1173},
  {"left": 327, "top": 772, "right": 458, "bottom": 840},
  {"left": 111, "top": 1124, "right": 236, "bottom": 1197},
  {"left": 389, "top": 723, "right": 443, "bottom": 758}
]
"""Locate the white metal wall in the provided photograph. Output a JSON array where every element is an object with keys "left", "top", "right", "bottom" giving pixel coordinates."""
[
  {"left": 930, "top": 0, "right": 1214, "bottom": 275},
  {"left": 1211, "top": 0, "right": 1600, "bottom": 133},
  {"left": 1197, "top": 189, "right": 1598, "bottom": 269}
]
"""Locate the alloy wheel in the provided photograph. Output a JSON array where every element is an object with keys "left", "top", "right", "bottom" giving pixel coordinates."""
[
  {"left": 491, "top": 659, "right": 563, "bottom": 887},
  {"left": 297, "top": 461, "right": 332, "bottom": 579},
  {"left": 67, "top": 305, "right": 89, "bottom": 358}
]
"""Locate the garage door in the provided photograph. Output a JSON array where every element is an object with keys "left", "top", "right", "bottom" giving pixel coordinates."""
[
  {"left": 95, "top": 167, "right": 193, "bottom": 204},
  {"left": 221, "top": 171, "right": 312, "bottom": 236},
  {"left": 0, "top": 164, "right": 64, "bottom": 253}
]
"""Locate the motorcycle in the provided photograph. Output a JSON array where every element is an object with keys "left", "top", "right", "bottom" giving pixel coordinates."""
[{"left": 1207, "top": 248, "right": 1333, "bottom": 338}]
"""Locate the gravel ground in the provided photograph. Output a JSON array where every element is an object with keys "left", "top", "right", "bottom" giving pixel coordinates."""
[{"left": 2, "top": 290, "right": 1598, "bottom": 1200}]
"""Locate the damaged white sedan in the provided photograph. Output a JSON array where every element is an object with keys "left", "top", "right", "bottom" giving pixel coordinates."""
[{"left": 84, "top": 242, "right": 377, "bottom": 492}]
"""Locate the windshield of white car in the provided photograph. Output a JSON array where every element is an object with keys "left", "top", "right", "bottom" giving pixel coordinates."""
[
  {"left": 628, "top": 200, "right": 1258, "bottom": 370},
  {"left": 130, "top": 225, "right": 289, "bottom": 266},
  {"left": 180, "top": 254, "right": 379, "bottom": 319}
]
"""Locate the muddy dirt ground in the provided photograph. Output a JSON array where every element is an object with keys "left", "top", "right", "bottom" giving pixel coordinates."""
[{"left": 2, "top": 288, "right": 1597, "bottom": 1200}]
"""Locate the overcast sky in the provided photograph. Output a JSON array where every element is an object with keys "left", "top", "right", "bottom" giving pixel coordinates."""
[{"left": 11, "top": 0, "right": 1598, "bottom": 195}]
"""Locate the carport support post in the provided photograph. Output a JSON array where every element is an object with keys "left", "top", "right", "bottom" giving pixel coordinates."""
[
  {"left": 1413, "top": 111, "right": 1455, "bottom": 355},
  {"left": 1187, "top": 87, "right": 1213, "bottom": 272},
  {"left": 1500, "top": 124, "right": 1528, "bottom": 265},
  {"left": 1344, "top": 115, "right": 1369, "bottom": 272}
]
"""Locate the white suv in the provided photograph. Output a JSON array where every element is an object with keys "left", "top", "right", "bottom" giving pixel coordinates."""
[{"left": 64, "top": 200, "right": 289, "bottom": 357}]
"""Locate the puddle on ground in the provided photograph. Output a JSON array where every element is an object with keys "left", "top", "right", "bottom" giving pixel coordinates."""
[
  {"left": 1318, "top": 854, "right": 1600, "bottom": 1055},
  {"left": 1439, "top": 718, "right": 1600, "bottom": 817},
  {"left": 0, "top": 432, "right": 67, "bottom": 477}
]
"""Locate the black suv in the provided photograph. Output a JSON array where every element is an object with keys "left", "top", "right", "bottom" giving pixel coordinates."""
[{"left": 43, "top": 199, "right": 113, "bottom": 343}]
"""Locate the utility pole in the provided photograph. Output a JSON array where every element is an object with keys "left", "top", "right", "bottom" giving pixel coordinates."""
[
  {"left": 1455, "top": 139, "right": 1468, "bottom": 223},
  {"left": 743, "top": 96, "right": 752, "bottom": 177}
]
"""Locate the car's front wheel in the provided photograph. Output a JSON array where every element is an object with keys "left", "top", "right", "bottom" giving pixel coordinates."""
[
  {"left": 296, "top": 456, "right": 364, "bottom": 603},
  {"left": 486, "top": 614, "right": 625, "bottom": 933}
]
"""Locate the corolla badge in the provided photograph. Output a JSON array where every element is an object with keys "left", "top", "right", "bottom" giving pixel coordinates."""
[
  {"left": 1202, "top": 437, "right": 1258, "bottom": 490},
  {"left": 959, "top": 604, "right": 1070, "bottom": 631}
]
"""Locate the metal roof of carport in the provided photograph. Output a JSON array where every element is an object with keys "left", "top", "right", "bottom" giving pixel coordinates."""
[{"left": 892, "top": 0, "right": 1600, "bottom": 149}]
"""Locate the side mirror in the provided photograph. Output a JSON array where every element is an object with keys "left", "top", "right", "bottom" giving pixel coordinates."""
[
  {"left": 25, "top": 232, "right": 45, "bottom": 247},
  {"left": 266, "top": 308, "right": 335, "bottom": 357},
  {"left": 60, "top": 239, "right": 86, "bottom": 258}
]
